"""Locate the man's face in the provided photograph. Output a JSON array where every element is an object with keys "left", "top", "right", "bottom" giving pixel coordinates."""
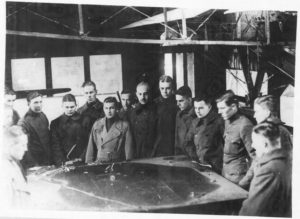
[
  {"left": 63, "top": 101, "right": 77, "bottom": 116},
  {"left": 29, "top": 96, "right": 43, "bottom": 113},
  {"left": 194, "top": 101, "right": 211, "bottom": 118},
  {"left": 5, "top": 94, "right": 16, "bottom": 108},
  {"left": 251, "top": 132, "right": 267, "bottom": 158},
  {"left": 217, "top": 100, "right": 237, "bottom": 120},
  {"left": 136, "top": 84, "right": 149, "bottom": 105},
  {"left": 159, "top": 81, "right": 172, "bottom": 99},
  {"left": 83, "top": 85, "right": 97, "bottom": 103},
  {"left": 176, "top": 95, "right": 191, "bottom": 111},
  {"left": 10, "top": 135, "right": 28, "bottom": 160},
  {"left": 104, "top": 102, "right": 117, "bottom": 119},
  {"left": 254, "top": 104, "right": 270, "bottom": 124},
  {"left": 121, "top": 93, "right": 131, "bottom": 110}
]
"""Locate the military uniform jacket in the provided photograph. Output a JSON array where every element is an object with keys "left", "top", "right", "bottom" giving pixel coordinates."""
[
  {"left": 223, "top": 112, "right": 254, "bottom": 164},
  {"left": 77, "top": 98, "right": 104, "bottom": 133},
  {"left": 239, "top": 149, "right": 291, "bottom": 217},
  {"left": 118, "top": 107, "right": 131, "bottom": 121},
  {"left": 129, "top": 103, "right": 157, "bottom": 158},
  {"left": 85, "top": 117, "right": 134, "bottom": 163},
  {"left": 185, "top": 110, "right": 224, "bottom": 172},
  {"left": 239, "top": 115, "right": 293, "bottom": 189},
  {"left": 174, "top": 107, "right": 196, "bottom": 155},
  {"left": 152, "top": 95, "right": 178, "bottom": 157},
  {"left": 50, "top": 112, "right": 89, "bottom": 166},
  {"left": 18, "top": 109, "right": 52, "bottom": 168}
]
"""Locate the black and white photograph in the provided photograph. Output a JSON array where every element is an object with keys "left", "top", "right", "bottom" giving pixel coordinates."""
[{"left": 1, "top": 0, "right": 299, "bottom": 218}]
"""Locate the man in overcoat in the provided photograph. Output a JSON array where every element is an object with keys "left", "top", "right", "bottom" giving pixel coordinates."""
[
  {"left": 129, "top": 81, "right": 157, "bottom": 158},
  {"left": 239, "top": 122, "right": 291, "bottom": 217},
  {"left": 18, "top": 92, "right": 52, "bottom": 169},
  {"left": 85, "top": 97, "right": 134, "bottom": 163},
  {"left": 50, "top": 94, "right": 89, "bottom": 166},
  {"left": 174, "top": 86, "right": 196, "bottom": 155},
  {"left": 152, "top": 75, "right": 177, "bottom": 157},
  {"left": 77, "top": 81, "right": 104, "bottom": 133},
  {"left": 185, "top": 95, "right": 224, "bottom": 173}
]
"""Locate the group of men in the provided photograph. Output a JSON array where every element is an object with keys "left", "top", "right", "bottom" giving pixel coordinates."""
[{"left": 3, "top": 75, "right": 292, "bottom": 216}]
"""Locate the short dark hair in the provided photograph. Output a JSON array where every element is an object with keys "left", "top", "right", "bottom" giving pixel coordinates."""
[
  {"left": 5, "top": 86, "right": 16, "bottom": 96},
  {"left": 104, "top": 97, "right": 118, "bottom": 106},
  {"left": 254, "top": 95, "right": 278, "bottom": 117},
  {"left": 27, "top": 91, "right": 42, "bottom": 103},
  {"left": 216, "top": 90, "right": 239, "bottom": 107},
  {"left": 194, "top": 93, "right": 214, "bottom": 106},
  {"left": 82, "top": 81, "right": 96, "bottom": 90},
  {"left": 253, "top": 122, "right": 280, "bottom": 145},
  {"left": 62, "top": 94, "right": 77, "bottom": 104},
  {"left": 175, "top": 86, "right": 192, "bottom": 98}
]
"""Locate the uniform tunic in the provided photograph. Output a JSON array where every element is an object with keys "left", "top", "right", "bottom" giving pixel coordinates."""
[
  {"left": 85, "top": 117, "right": 134, "bottom": 163},
  {"left": 18, "top": 109, "right": 52, "bottom": 169},
  {"left": 222, "top": 112, "right": 254, "bottom": 184},
  {"left": 239, "top": 149, "right": 291, "bottom": 217},
  {"left": 185, "top": 110, "right": 224, "bottom": 173},
  {"left": 50, "top": 112, "right": 89, "bottom": 166},
  {"left": 129, "top": 102, "right": 157, "bottom": 158},
  {"left": 174, "top": 107, "right": 196, "bottom": 155},
  {"left": 152, "top": 95, "right": 178, "bottom": 157},
  {"left": 77, "top": 98, "right": 104, "bottom": 133}
]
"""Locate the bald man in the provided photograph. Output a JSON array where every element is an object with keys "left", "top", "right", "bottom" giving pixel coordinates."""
[{"left": 129, "top": 81, "right": 157, "bottom": 158}]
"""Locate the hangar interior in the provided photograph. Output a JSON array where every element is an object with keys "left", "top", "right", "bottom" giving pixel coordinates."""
[
  {"left": 6, "top": 2, "right": 296, "bottom": 124},
  {"left": 4, "top": 1, "right": 297, "bottom": 215}
]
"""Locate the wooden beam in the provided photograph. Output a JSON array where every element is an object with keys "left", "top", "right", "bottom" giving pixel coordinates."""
[
  {"left": 204, "top": 24, "right": 208, "bottom": 51},
  {"left": 7, "top": 30, "right": 260, "bottom": 46},
  {"left": 236, "top": 12, "right": 242, "bottom": 39},
  {"left": 121, "top": 8, "right": 207, "bottom": 29},
  {"left": 163, "top": 8, "right": 168, "bottom": 40},
  {"left": 163, "top": 40, "right": 259, "bottom": 46},
  {"left": 265, "top": 11, "right": 270, "bottom": 45},
  {"left": 78, "top": 4, "right": 84, "bottom": 35},
  {"left": 181, "top": 9, "right": 187, "bottom": 39},
  {"left": 238, "top": 47, "right": 255, "bottom": 104}
]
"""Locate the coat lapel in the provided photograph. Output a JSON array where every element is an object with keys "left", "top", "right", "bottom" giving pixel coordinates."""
[{"left": 101, "top": 119, "right": 121, "bottom": 145}]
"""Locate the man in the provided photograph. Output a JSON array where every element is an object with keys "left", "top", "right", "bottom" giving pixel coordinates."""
[
  {"left": 18, "top": 92, "right": 52, "bottom": 169},
  {"left": 50, "top": 94, "right": 89, "bottom": 166},
  {"left": 152, "top": 75, "right": 178, "bottom": 157},
  {"left": 4, "top": 87, "right": 20, "bottom": 128},
  {"left": 239, "top": 95, "right": 293, "bottom": 189},
  {"left": 216, "top": 90, "right": 254, "bottom": 184},
  {"left": 239, "top": 122, "right": 291, "bottom": 217},
  {"left": 174, "top": 86, "right": 196, "bottom": 155},
  {"left": 85, "top": 97, "right": 134, "bottom": 163},
  {"left": 253, "top": 95, "right": 292, "bottom": 152},
  {"left": 118, "top": 90, "right": 133, "bottom": 121},
  {"left": 77, "top": 81, "right": 104, "bottom": 133},
  {"left": 185, "top": 95, "right": 224, "bottom": 173},
  {"left": 1, "top": 126, "right": 29, "bottom": 209},
  {"left": 129, "top": 81, "right": 157, "bottom": 158}
]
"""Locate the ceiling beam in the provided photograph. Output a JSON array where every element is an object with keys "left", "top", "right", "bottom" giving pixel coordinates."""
[
  {"left": 78, "top": 4, "right": 84, "bottom": 35},
  {"left": 7, "top": 30, "right": 260, "bottom": 46},
  {"left": 121, "top": 8, "right": 208, "bottom": 29}
]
